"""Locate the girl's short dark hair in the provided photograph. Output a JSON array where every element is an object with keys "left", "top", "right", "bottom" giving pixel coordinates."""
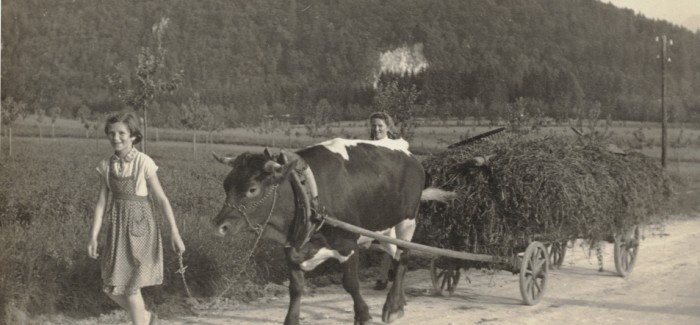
[{"left": 104, "top": 113, "right": 144, "bottom": 145}]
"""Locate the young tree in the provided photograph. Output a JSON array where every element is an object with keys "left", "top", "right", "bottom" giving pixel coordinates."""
[
  {"left": 47, "top": 106, "right": 62, "bottom": 138},
  {"left": 180, "top": 94, "right": 211, "bottom": 158},
  {"left": 204, "top": 104, "right": 226, "bottom": 146},
  {"left": 1, "top": 97, "right": 28, "bottom": 158},
  {"left": 107, "top": 17, "right": 183, "bottom": 153},
  {"left": 305, "top": 98, "right": 333, "bottom": 138},
  {"left": 35, "top": 107, "right": 46, "bottom": 138},
  {"left": 77, "top": 105, "right": 91, "bottom": 138}
]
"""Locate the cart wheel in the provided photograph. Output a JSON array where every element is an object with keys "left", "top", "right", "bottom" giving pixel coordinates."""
[
  {"left": 430, "top": 258, "right": 461, "bottom": 296},
  {"left": 548, "top": 241, "right": 567, "bottom": 269},
  {"left": 519, "top": 241, "right": 548, "bottom": 305},
  {"left": 614, "top": 225, "right": 640, "bottom": 277}
]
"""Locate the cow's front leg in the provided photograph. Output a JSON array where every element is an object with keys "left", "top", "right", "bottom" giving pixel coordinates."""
[
  {"left": 284, "top": 247, "right": 305, "bottom": 325},
  {"left": 382, "top": 251, "right": 409, "bottom": 323},
  {"left": 340, "top": 242, "right": 372, "bottom": 325}
]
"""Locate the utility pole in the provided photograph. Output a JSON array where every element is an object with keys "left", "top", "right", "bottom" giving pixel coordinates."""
[
  {"left": 656, "top": 35, "right": 672, "bottom": 169},
  {"left": 0, "top": 98, "right": 3, "bottom": 161}
]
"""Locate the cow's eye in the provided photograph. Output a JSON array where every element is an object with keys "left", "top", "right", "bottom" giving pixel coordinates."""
[{"left": 246, "top": 187, "right": 260, "bottom": 198}]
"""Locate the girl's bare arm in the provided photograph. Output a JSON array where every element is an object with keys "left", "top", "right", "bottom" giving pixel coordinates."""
[
  {"left": 148, "top": 174, "right": 186, "bottom": 253},
  {"left": 88, "top": 181, "right": 108, "bottom": 258}
]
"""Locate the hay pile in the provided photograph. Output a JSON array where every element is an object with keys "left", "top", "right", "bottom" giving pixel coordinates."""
[{"left": 416, "top": 136, "right": 674, "bottom": 258}]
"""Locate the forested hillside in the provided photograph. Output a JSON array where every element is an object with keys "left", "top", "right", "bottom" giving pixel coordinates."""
[{"left": 3, "top": 0, "right": 700, "bottom": 127}]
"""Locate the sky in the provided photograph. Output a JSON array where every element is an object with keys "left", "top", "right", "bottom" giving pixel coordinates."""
[{"left": 604, "top": 0, "right": 700, "bottom": 32}]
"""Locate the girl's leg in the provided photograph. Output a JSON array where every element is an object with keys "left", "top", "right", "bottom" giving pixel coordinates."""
[
  {"left": 125, "top": 290, "right": 151, "bottom": 325},
  {"left": 106, "top": 292, "right": 130, "bottom": 311}
]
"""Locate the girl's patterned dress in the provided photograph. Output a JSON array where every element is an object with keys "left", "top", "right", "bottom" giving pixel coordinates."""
[{"left": 98, "top": 149, "right": 163, "bottom": 295}]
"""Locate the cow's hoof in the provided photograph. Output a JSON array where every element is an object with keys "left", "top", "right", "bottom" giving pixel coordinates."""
[
  {"left": 354, "top": 318, "right": 374, "bottom": 325},
  {"left": 381, "top": 309, "right": 404, "bottom": 323}
]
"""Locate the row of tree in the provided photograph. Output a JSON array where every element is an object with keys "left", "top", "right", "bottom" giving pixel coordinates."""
[{"left": 2, "top": 0, "right": 700, "bottom": 133}]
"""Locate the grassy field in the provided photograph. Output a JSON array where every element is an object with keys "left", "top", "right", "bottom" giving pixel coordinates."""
[{"left": 1, "top": 120, "right": 700, "bottom": 323}]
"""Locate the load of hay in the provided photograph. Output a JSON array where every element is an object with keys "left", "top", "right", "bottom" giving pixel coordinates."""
[{"left": 416, "top": 136, "right": 674, "bottom": 260}]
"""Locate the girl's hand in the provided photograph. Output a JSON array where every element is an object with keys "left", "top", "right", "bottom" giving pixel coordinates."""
[
  {"left": 171, "top": 234, "right": 186, "bottom": 255},
  {"left": 87, "top": 239, "right": 99, "bottom": 259}
]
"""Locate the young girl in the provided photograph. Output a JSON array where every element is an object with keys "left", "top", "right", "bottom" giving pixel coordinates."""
[{"left": 87, "top": 113, "right": 185, "bottom": 325}]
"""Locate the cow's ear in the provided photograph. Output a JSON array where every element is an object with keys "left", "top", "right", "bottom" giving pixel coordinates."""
[
  {"left": 277, "top": 150, "right": 288, "bottom": 164},
  {"left": 263, "top": 147, "right": 273, "bottom": 159}
]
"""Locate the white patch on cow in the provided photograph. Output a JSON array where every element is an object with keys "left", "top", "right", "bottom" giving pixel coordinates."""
[
  {"left": 317, "top": 138, "right": 411, "bottom": 160},
  {"left": 356, "top": 219, "right": 416, "bottom": 260},
  {"left": 299, "top": 248, "right": 355, "bottom": 271},
  {"left": 357, "top": 227, "right": 399, "bottom": 259}
]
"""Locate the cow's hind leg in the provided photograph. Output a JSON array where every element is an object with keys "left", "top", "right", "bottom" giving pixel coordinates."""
[
  {"left": 284, "top": 248, "right": 305, "bottom": 325},
  {"left": 382, "top": 251, "right": 410, "bottom": 323},
  {"left": 340, "top": 242, "right": 372, "bottom": 325},
  {"left": 382, "top": 219, "right": 415, "bottom": 323}
]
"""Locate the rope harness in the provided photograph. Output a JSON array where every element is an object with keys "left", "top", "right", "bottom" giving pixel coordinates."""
[{"left": 223, "top": 184, "right": 279, "bottom": 236}]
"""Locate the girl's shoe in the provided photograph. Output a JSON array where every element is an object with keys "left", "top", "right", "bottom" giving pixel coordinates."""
[
  {"left": 147, "top": 311, "right": 158, "bottom": 325},
  {"left": 373, "top": 280, "right": 388, "bottom": 290}
]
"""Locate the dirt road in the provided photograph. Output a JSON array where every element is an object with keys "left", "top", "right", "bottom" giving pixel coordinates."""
[
  {"left": 164, "top": 217, "right": 699, "bottom": 325},
  {"left": 65, "top": 217, "right": 700, "bottom": 325}
]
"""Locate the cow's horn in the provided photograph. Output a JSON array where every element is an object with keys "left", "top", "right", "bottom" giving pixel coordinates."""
[
  {"left": 263, "top": 160, "right": 283, "bottom": 173},
  {"left": 212, "top": 152, "right": 235, "bottom": 165}
]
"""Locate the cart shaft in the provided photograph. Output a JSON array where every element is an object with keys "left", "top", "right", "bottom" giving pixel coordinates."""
[{"left": 322, "top": 216, "right": 497, "bottom": 263}]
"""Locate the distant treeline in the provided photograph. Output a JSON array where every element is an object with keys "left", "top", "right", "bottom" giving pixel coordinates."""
[{"left": 2, "top": 0, "right": 700, "bottom": 127}]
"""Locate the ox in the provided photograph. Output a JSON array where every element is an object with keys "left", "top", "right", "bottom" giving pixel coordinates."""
[{"left": 212, "top": 138, "right": 450, "bottom": 325}]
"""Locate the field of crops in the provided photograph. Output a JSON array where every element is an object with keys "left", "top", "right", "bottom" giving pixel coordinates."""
[{"left": 2, "top": 121, "right": 700, "bottom": 322}]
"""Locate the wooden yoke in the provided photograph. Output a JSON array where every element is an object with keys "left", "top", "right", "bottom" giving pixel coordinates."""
[{"left": 281, "top": 151, "right": 323, "bottom": 250}]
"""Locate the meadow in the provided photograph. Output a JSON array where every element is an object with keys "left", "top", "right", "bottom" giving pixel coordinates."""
[{"left": 1, "top": 119, "right": 700, "bottom": 323}]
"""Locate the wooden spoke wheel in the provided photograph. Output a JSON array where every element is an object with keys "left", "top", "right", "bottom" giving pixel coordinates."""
[
  {"left": 519, "top": 242, "right": 548, "bottom": 305},
  {"left": 548, "top": 241, "right": 567, "bottom": 269},
  {"left": 614, "top": 225, "right": 640, "bottom": 277},
  {"left": 430, "top": 258, "right": 461, "bottom": 296}
]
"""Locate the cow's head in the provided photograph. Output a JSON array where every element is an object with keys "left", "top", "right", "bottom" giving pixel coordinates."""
[{"left": 212, "top": 148, "right": 297, "bottom": 237}]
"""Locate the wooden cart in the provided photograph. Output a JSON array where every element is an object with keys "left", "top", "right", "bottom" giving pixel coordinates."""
[{"left": 429, "top": 225, "right": 641, "bottom": 296}]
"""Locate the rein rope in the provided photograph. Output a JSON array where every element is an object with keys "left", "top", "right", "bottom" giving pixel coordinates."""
[{"left": 176, "top": 252, "right": 193, "bottom": 298}]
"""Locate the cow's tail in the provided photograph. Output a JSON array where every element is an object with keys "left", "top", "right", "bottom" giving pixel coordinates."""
[{"left": 420, "top": 187, "right": 457, "bottom": 203}]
